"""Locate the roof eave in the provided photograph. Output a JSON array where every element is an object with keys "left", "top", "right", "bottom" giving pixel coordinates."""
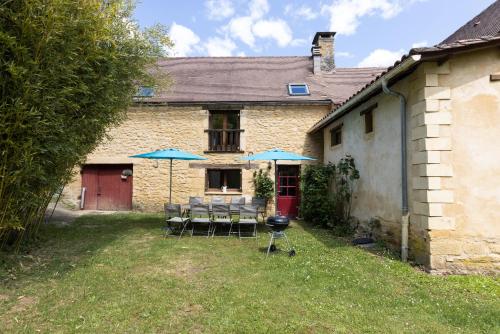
[
  {"left": 308, "top": 55, "right": 422, "bottom": 133},
  {"left": 132, "top": 99, "right": 334, "bottom": 107}
]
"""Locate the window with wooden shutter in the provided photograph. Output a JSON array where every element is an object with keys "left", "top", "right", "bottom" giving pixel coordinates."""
[{"left": 205, "top": 111, "right": 243, "bottom": 152}]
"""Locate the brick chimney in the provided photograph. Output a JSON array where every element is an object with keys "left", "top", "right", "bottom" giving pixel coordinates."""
[{"left": 311, "top": 32, "right": 336, "bottom": 73}]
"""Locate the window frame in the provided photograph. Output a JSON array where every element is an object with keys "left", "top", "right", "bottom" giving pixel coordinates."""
[
  {"left": 206, "top": 110, "right": 243, "bottom": 153},
  {"left": 360, "top": 103, "right": 377, "bottom": 134},
  {"left": 209, "top": 110, "right": 240, "bottom": 130},
  {"left": 287, "top": 83, "right": 310, "bottom": 96},
  {"left": 205, "top": 168, "right": 242, "bottom": 192},
  {"left": 364, "top": 110, "right": 373, "bottom": 134},
  {"left": 330, "top": 124, "right": 342, "bottom": 147}
]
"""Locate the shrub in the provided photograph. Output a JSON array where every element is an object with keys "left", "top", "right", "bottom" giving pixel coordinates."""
[
  {"left": 253, "top": 169, "right": 274, "bottom": 206},
  {"left": 301, "top": 155, "right": 360, "bottom": 233}
]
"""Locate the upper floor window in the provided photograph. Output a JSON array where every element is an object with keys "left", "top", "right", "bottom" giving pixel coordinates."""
[
  {"left": 330, "top": 124, "right": 342, "bottom": 147},
  {"left": 288, "top": 83, "right": 310, "bottom": 96},
  {"left": 360, "top": 103, "right": 377, "bottom": 134},
  {"left": 364, "top": 110, "right": 373, "bottom": 133},
  {"left": 206, "top": 111, "right": 243, "bottom": 152}
]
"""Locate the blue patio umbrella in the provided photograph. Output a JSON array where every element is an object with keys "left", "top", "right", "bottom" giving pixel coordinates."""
[
  {"left": 130, "top": 148, "right": 206, "bottom": 204},
  {"left": 240, "top": 149, "right": 315, "bottom": 216}
]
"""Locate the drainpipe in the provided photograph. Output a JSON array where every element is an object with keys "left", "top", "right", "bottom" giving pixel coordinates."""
[{"left": 382, "top": 79, "right": 409, "bottom": 262}]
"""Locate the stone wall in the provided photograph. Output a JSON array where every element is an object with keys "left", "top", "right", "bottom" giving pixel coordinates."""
[
  {"left": 64, "top": 104, "right": 328, "bottom": 212},
  {"left": 418, "top": 49, "right": 500, "bottom": 274},
  {"left": 323, "top": 93, "right": 406, "bottom": 250},
  {"left": 323, "top": 48, "right": 500, "bottom": 274}
]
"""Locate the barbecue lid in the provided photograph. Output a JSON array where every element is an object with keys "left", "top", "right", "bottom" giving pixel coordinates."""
[{"left": 266, "top": 215, "right": 290, "bottom": 224}]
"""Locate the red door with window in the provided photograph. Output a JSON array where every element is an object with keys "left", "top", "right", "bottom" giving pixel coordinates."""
[
  {"left": 277, "top": 165, "right": 300, "bottom": 218},
  {"left": 81, "top": 164, "right": 133, "bottom": 211}
]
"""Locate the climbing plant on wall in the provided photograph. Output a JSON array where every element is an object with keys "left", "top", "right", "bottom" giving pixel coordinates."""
[{"left": 301, "top": 155, "right": 360, "bottom": 233}]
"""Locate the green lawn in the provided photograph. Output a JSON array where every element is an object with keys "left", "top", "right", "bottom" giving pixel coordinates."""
[{"left": 1, "top": 214, "right": 499, "bottom": 333}]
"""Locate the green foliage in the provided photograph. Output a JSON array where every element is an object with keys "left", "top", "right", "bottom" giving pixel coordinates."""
[
  {"left": 0, "top": 0, "right": 171, "bottom": 245},
  {"left": 301, "top": 155, "right": 360, "bottom": 233},
  {"left": 300, "top": 163, "right": 335, "bottom": 227},
  {"left": 253, "top": 168, "right": 274, "bottom": 204}
]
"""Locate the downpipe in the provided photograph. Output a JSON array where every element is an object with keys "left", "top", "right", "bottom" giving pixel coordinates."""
[{"left": 382, "top": 79, "right": 409, "bottom": 262}]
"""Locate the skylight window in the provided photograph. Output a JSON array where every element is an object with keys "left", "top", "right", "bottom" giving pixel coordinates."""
[
  {"left": 135, "top": 86, "right": 154, "bottom": 97},
  {"left": 288, "top": 83, "right": 310, "bottom": 96}
]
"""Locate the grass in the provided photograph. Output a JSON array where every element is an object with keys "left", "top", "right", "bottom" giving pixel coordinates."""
[{"left": 0, "top": 213, "right": 499, "bottom": 333}]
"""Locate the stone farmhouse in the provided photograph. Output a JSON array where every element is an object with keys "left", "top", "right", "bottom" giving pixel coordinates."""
[
  {"left": 65, "top": 33, "right": 384, "bottom": 217},
  {"left": 65, "top": 1, "right": 500, "bottom": 273}
]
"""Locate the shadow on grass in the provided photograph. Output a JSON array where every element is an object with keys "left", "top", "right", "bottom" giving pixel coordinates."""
[
  {"left": 0, "top": 212, "right": 164, "bottom": 288},
  {"left": 293, "top": 219, "right": 402, "bottom": 262}
]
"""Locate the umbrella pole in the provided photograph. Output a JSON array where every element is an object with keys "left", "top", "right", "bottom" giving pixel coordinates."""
[
  {"left": 274, "top": 159, "right": 277, "bottom": 216},
  {"left": 169, "top": 158, "right": 172, "bottom": 205}
]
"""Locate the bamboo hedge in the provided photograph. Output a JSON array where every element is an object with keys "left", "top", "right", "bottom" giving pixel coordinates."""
[{"left": 0, "top": 0, "right": 170, "bottom": 247}]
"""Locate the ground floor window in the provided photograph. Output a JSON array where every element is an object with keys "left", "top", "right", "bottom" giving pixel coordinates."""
[
  {"left": 330, "top": 124, "right": 342, "bottom": 146},
  {"left": 206, "top": 169, "right": 242, "bottom": 192}
]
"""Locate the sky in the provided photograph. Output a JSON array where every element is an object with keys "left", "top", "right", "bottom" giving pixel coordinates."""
[{"left": 133, "top": 0, "right": 495, "bottom": 67}]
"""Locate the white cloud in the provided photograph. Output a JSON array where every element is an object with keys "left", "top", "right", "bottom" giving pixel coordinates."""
[
  {"left": 290, "top": 38, "right": 308, "bottom": 47},
  {"left": 223, "top": 0, "right": 294, "bottom": 49},
  {"left": 322, "top": 0, "right": 403, "bottom": 36},
  {"left": 236, "top": 51, "right": 246, "bottom": 57},
  {"left": 205, "top": 0, "right": 235, "bottom": 21},
  {"left": 337, "top": 51, "right": 354, "bottom": 58},
  {"left": 169, "top": 23, "right": 200, "bottom": 57},
  {"left": 253, "top": 19, "right": 293, "bottom": 47},
  {"left": 411, "top": 40, "right": 428, "bottom": 48},
  {"left": 204, "top": 37, "right": 237, "bottom": 56},
  {"left": 358, "top": 48, "right": 405, "bottom": 67},
  {"left": 249, "top": 0, "right": 270, "bottom": 19},
  {"left": 227, "top": 16, "right": 255, "bottom": 47},
  {"left": 284, "top": 4, "right": 318, "bottom": 20}
]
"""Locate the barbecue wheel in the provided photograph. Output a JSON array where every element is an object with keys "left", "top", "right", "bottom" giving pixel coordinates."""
[
  {"left": 269, "top": 244, "right": 277, "bottom": 252},
  {"left": 289, "top": 249, "right": 296, "bottom": 257}
]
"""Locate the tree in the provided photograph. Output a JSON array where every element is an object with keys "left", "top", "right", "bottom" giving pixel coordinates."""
[{"left": 0, "top": 0, "right": 171, "bottom": 245}]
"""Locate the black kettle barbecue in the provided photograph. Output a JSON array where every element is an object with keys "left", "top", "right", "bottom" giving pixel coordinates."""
[{"left": 266, "top": 216, "right": 295, "bottom": 257}]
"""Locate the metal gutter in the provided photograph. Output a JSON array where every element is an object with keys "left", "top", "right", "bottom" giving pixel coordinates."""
[
  {"left": 308, "top": 54, "right": 422, "bottom": 133},
  {"left": 381, "top": 79, "right": 409, "bottom": 262}
]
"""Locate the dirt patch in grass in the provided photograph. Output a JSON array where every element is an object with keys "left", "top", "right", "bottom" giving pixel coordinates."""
[
  {"left": 11, "top": 295, "right": 38, "bottom": 313},
  {"left": 180, "top": 303, "right": 203, "bottom": 315},
  {"left": 168, "top": 259, "right": 207, "bottom": 279},
  {"left": 0, "top": 294, "right": 9, "bottom": 301},
  {"left": 132, "top": 258, "right": 208, "bottom": 281}
]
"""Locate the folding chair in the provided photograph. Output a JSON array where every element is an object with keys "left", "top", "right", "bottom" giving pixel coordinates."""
[
  {"left": 211, "top": 204, "right": 233, "bottom": 237},
  {"left": 251, "top": 197, "right": 267, "bottom": 222},
  {"left": 238, "top": 205, "right": 258, "bottom": 240},
  {"left": 211, "top": 196, "right": 226, "bottom": 204},
  {"left": 189, "top": 196, "right": 204, "bottom": 205},
  {"left": 164, "top": 204, "right": 190, "bottom": 238},
  {"left": 189, "top": 203, "right": 212, "bottom": 237},
  {"left": 229, "top": 196, "right": 245, "bottom": 216}
]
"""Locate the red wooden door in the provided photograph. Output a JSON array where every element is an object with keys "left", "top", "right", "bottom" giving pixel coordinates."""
[
  {"left": 277, "top": 165, "right": 300, "bottom": 218},
  {"left": 81, "top": 165, "right": 133, "bottom": 211}
]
